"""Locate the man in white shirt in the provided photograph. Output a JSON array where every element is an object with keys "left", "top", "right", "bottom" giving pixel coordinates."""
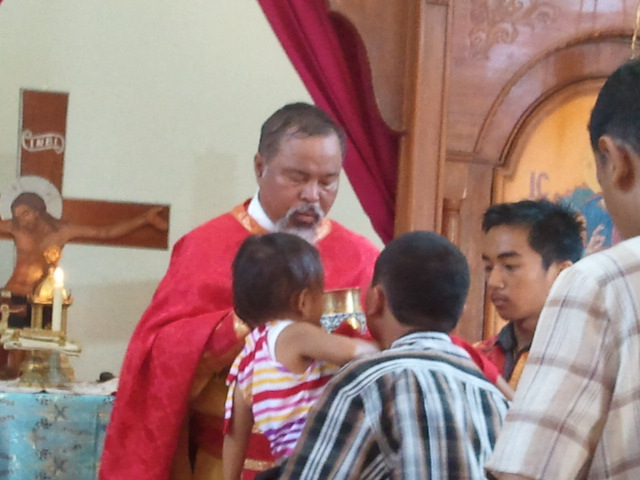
[{"left": 487, "top": 58, "right": 640, "bottom": 480}]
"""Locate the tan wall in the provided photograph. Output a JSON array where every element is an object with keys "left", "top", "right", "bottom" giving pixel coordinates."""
[{"left": 0, "top": 0, "right": 381, "bottom": 381}]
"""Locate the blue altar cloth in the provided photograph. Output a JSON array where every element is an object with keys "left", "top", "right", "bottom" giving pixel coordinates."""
[{"left": 0, "top": 390, "right": 114, "bottom": 480}]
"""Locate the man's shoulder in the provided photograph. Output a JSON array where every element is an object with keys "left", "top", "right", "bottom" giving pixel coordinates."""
[
  {"left": 326, "top": 351, "right": 400, "bottom": 392},
  {"left": 331, "top": 346, "right": 477, "bottom": 388},
  {"left": 326, "top": 219, "right": 369, "bottom": 237},
  {"left": 178, "top": 208, "right": 243, "bottom": 241},
  {"left": 195, "top": 209, "right": 237, "bottom": 228},
  {"left": 323, "top": 219, "right": 380, "bottom": 252},
  {"left": 566, "top": 236, "right": 640, "bottom": 286}
]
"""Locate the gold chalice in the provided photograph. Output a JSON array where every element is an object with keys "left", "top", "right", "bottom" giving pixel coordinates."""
[{"left": 321, "top": 287, "right": 366, "bottom": 333}]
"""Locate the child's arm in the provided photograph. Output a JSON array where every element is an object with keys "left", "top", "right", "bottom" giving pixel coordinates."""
[
  {"left": 223, "top": 386, "right": 254, "bottom": 480},
  {"left": 276, "top": 322, "right": 379, "bottom": 372}
]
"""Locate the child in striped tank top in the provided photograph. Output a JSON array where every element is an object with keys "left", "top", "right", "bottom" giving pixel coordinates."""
[{"left": 222, "top": 233, "right": 379, "bottom": 480}]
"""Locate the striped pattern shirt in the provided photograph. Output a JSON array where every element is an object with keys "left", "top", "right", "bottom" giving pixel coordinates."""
[
  {"left": 225, "top": 320, "right": 339, "bottom": 460},
  {"left": 280, "top": 331, "right": 509, "bottom": 479},
  {"left": 487, "top": 236, "right": 640, "bottom": 479}
]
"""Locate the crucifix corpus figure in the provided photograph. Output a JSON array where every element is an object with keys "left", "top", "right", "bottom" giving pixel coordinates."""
[
  {"left": 0, "top": 176, "right": 168, "bottom": 298},
  {"left": 0, "top": 176, "right": 168, "bottom": 379},
  {"left": 0, "top": 89, "right": 170, "bottom": 379}
]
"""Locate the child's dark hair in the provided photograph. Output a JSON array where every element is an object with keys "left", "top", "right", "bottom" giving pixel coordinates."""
[
  {"left": 232, "top": 232, "right": 324, "bottom": 328},
  {"left": 482, "top": 199, "right": 584, "bottom": 269},
  {"left": 371, "top": 231, "right": 470, "bottom": 333}
]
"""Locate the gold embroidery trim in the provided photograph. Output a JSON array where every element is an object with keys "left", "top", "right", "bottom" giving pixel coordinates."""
[
  {"left": 244, "top": 458, "right": 276, "bottom": 471},
  {"left": 233, "top": 314, "right": 251, "bottom": 339},
  {"left": 231, "top": 202, "right": 333, "bottom": 241},
  {"left": 232, "top": 203, "right": 268, "bottom": 235}
]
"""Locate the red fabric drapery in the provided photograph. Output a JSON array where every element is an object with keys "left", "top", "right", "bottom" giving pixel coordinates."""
[{"left": 258, "top": 0, "right": 400, "bottom": 244}]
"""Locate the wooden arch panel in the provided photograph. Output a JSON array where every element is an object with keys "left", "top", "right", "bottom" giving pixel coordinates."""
[
  {"left": 475, "top": 35, "right": 635, "bottom": 165},
  {"left": 326, "top": 0, "right": 639, "bottom": 341},
  {"left": 459, "top": 36, "right": 635, "bottom": 340}
]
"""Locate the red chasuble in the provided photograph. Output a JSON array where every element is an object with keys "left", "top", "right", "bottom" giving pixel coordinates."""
[{"left": 99, "top": 202, "right": 379, "bottom": 480}]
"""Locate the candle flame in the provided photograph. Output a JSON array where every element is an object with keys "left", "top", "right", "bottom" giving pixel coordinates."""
[{"left": 54, "top": 267, "right": 64, "bottom": 286}]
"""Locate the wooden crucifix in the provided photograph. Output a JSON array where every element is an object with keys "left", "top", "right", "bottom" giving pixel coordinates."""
[{"left": 0, "top": 89, "right": 170, "bottom": 299}]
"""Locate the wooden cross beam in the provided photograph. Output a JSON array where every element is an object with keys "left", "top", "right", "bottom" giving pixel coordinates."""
[{"left": 1, "top": 89, "right": 169, "bottom": 249}]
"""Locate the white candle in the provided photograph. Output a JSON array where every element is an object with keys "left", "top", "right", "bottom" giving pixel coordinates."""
[{"left": 51, "top": 267, "right": 64, "bottom": 331}]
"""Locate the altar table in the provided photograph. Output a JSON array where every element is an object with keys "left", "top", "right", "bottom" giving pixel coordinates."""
[{"left": 0, "top": 383, "right": 115, "bottom": 480}]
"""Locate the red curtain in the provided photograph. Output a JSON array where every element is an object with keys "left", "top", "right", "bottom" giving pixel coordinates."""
[{"left": 258, "top": 0, "right": 400, "bottom": 244}]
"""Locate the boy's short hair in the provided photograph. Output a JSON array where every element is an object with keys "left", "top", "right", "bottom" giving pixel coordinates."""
[
  {"left": 482, "top": 199, "right": 584, "bottom": 268},
  {"left": 589, "top": 59, "right": 640, "bottom": 156},
  {"left": 372, "top": 231, "right": 470, "bottom": 333},
  {"left": 232, "top": 232, "right": 324, "bottom": 328}
]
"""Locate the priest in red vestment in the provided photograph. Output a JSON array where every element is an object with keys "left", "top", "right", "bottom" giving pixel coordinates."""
[{"left": 99, "top": 103, "right": 380, "bottom": 480}]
